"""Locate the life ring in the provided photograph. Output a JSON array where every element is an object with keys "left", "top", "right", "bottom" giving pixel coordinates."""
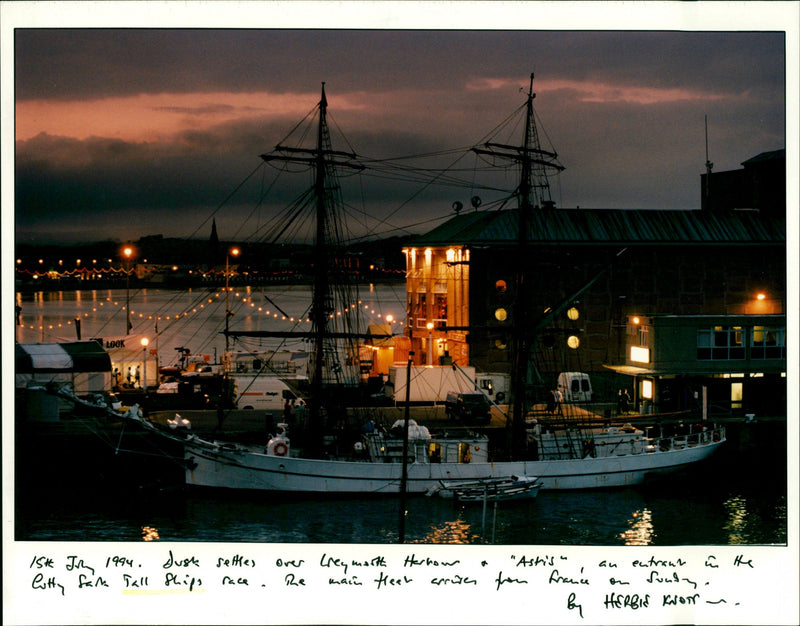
[{"left": 273, "top": 441, "right": 288, "bottom": 456}]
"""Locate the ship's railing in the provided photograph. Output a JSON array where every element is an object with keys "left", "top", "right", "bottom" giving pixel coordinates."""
[
  {"left": 647, "top": 425, "right": 725, "bottom": 453},
  {"left": 540, "top": 424, "right": 726, "bottom": 460}
]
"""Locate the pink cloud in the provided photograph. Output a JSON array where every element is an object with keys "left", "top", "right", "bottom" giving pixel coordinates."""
[
  {"left": 466, "top": 76, "right": 729, "bottom": 105},
  {"left": 15, "top": 90, "right": 343, "bottom": 142}
]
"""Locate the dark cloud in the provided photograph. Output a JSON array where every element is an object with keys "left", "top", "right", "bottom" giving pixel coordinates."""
[
  {"left": 10, "top": 28, "right": 787, "bottom": 244},
  {"left": 15, "top": 30, "right": 784, "bottom": 100}
]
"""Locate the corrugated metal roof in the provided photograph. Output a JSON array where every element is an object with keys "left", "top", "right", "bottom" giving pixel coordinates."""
[{"left": 413, "top": 208, "right": 785, "bottom": 247}]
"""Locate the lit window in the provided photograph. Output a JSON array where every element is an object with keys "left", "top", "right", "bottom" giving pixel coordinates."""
[
  {"left": 641, "top": 379, "right": 653, "bottom": 399},
  {"left": 630, "top": 346, "right": 650, "bottom": 363},
  {"left": 751, "top": 326, "right": 785, "bottom": 359}
]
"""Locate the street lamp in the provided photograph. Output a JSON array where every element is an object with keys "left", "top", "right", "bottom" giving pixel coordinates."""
[
  {"left": 225, "top": 247, "right": 240, "bottom": 351},
  {"left": 140, "top": 337, "right": 149, "bottom": 391},
  {"left": 426, "top": 321, "right": 434, "bottom": 365},
  {"left": 123, "top": 245, "right": 134, "bottom": 334}
]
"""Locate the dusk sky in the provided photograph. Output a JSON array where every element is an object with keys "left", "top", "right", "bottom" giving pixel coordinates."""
[{"left": 3, "top": 3, "right": 795, "bottom": 246}]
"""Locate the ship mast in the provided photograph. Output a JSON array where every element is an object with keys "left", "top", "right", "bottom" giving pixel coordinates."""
[
  {"left": 473, "top": 73, "right": 565, "bottom": 459},
  {"left": 257, "top": 82, "right": 363, "bottom": 457}
]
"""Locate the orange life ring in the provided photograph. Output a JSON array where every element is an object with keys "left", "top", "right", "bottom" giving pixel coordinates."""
[{"left": 273, "top": 441, "right": 288, "bottom": 456}]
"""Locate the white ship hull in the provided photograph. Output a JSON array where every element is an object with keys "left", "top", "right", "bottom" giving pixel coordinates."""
[{"left": 184, "top": 434, "right": 723, "bottom": 493}]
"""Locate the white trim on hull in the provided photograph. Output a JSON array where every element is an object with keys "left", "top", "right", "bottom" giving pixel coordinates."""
[{"left": 184, "top": 438, "right": 723, "bottom": 493}]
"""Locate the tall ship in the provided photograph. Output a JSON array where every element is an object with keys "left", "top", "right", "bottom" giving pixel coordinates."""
[{"left": 101, "top": 76, "right": 726, "bottom": 494}]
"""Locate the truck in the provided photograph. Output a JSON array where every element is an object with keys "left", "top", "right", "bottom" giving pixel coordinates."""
[{"left": 384, "top": 364, "right": 476, "bottom": 403}]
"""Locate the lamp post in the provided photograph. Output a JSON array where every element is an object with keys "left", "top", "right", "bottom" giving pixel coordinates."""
[
  {"left": 225, "top": 247, "right": 240, "bottom": 351},
  {"left": 140, "top": 337, "right": 149, "bottom": 391},
  {"left": 426, "top": 321, "right": 434, "bottom": 365},
  {"left": 123, "top": 246, "right": 133, "bottom": 335}
]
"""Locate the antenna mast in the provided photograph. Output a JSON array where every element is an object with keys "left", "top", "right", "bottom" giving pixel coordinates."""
[{"left": 704, "top": 115, "right": 714, "bottom": 205}]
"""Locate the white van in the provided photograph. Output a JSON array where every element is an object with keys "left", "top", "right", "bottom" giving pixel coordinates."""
[
  {"left": 230, "top": 375, "right": 300, "bottom": 411},
  {"left": 557, "top": 372, "right": 593, "bottom": 403}
]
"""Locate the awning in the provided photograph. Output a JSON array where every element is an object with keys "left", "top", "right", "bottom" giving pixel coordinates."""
[
  {"left": 16, "top": 341, "right": 112, "bottom": 374},
  {"left": 603, "top": 364, "right": 658, "bottom": 376}
]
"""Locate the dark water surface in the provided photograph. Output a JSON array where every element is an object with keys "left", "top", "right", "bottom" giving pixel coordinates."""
[
  {"left": 17, "top": 435, "right": 787, "bottom": 546},
  {"left": 14, "top": 288, "right": 788, "bottom": 546}
]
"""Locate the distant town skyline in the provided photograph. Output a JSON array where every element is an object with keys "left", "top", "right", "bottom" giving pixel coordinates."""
[{"left": 4, "top": 3, "right": 795, "bottom": 247}]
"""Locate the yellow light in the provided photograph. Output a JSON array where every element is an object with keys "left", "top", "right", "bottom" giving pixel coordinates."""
[
  {"left": 567, "top": 335, "right": 580, "bottom": 349},
  {"left": 426, "top": 321, "right": 434, "bottom": 330},
  {"left": 632, "top": 316, "right": 640, "bottom": 325},
  {"left": 385, "top": 314, "right": 394, "bottom": 323},
  {"left": 140, "top": 337, "right": 149, "bottom": 348},
  {"left": 567, "top": 307, "right": 579, "bottom": 321},
  {"left": 494, "top": 308, "right": 508, "bottom": 322},
  {"left": 756, "top": 293, "right": 766, "bottom": 300},
  {"left": 230, "top": 247, "right": 240, "bottom": 257}
]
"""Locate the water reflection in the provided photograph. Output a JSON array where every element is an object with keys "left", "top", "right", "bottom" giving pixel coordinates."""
[
  {"left": 415, "top": 518, "right": 479, "bottom": 544},
  {"left": 141, "top": 526, "right": 160, "bottom": 541},
  {"left": 620, "top": 508, "right": 654, "bottom": 546},
  {"left": 723, "top": 495, "right": 748, "bottom": 544}
]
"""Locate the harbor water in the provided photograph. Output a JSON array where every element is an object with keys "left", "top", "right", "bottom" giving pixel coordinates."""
[{"left": 13, "top": 286, "right": 788, "bottom": 545}]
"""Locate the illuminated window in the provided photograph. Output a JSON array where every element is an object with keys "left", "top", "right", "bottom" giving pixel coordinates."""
[
  {"left": 751, "top": 326, "right": 785, "bottom": 359},
  {"left": 630, "top": 346, "right": 650, "bottom": 363},
  {"left": 637, "top": 324, "right": 649, "bottom": 346},
  {"left": 731, "top": 382, "right": 743, "bottom": 409},
  {"left": 641, "top": 379, "right": 653, "bottom": 399}
]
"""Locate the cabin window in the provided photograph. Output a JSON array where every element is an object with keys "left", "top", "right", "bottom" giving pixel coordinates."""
[
  {"left": 429, "top": 443, "right": 442, "bottom": 463},
  {"left": 458, "top": 442, "right": 472, "bottom": 463}
]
